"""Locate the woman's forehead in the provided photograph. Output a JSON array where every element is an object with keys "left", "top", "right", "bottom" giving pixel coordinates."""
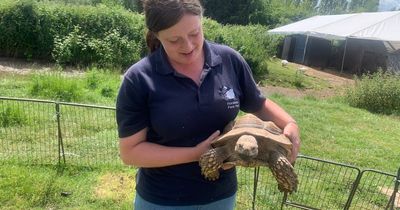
[{"left": 158, "top": 14, "right": 202, "bottom": 37}]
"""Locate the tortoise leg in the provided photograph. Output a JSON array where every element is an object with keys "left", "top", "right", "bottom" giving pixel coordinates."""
[
  {"left": 268, "top": 151, "right": 298, "bottom": 193},
  {"left": 199, "top": 147, "right": 230, "bottom": 181}
]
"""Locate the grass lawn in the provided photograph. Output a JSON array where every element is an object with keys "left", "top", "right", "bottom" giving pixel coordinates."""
[{"left": 0, "top": 164, "right": 135, "bottom": 209}]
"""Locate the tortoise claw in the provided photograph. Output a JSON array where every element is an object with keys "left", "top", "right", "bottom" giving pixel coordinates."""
[
  {"left": 199, "top": 148, "right": 222, "bottom": 181},
  {"left": 269, "top": 152, "right": 298, "bottom": 193}
]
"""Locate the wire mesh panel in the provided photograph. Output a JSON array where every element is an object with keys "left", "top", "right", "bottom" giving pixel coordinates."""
[
  {"left": 237, "top": 167, "right": 258, "bottom": 209},
  {"left": 283, "top": 155, "right": 361, "bottom": 210},
  {"left": 0, "top": 98, "right": 58, "bottom": 164},
  {"left": 349, "top": 169, "right": 398, "bottom": 210},
  {"left": 254, "top": 167, "right": 286, "bottom": 209},
  {"left": 58, "top": 103, "right": 120, "bottom": 166}
]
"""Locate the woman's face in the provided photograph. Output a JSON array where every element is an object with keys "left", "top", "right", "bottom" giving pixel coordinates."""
[{"left": 157, "top": 14, "right": 204, "bottom": 66}]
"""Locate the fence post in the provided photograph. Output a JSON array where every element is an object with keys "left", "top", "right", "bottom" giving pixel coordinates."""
[
  {"left": 343, "top": 169, "right": 363, "bottom": 210},
  {"left": 387, "top": 166, "right": 400, "bottom": 210},
  {"left": 252, "top": 167, "right": 260, "bottom": 210},
  {"left": 55, "top": 103, "right": 66, "bottom": 165}
]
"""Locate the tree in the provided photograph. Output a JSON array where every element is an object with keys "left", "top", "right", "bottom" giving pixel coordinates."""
[
  {"left": 348, "top": 0, "right": 379, "bottom": 12},
  {"left": 202, "top": 0, "right": 272, "bottom": 25}
]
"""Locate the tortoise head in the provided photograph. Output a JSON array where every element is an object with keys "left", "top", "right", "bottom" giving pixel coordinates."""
[{"left": 235, "top": 135, "right": 258, "bottom": 159}]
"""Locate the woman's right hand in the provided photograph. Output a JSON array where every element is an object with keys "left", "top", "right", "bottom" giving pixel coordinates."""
[{"left": 194, "top": 130, "right": 220, "bottom": 160}]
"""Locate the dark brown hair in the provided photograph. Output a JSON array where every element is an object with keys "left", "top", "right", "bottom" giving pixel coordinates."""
[{"left": 143, "top": 0, "right": 204, "bottom": 52}]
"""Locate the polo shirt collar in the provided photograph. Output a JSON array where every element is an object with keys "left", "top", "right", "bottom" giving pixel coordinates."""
[{"left": 154, "top": 40, "right": 222, "bottom": 75}]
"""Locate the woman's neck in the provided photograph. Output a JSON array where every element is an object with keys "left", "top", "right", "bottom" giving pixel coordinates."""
[{"left": 170, "top": 52, "right": 205, "bottom": 85}]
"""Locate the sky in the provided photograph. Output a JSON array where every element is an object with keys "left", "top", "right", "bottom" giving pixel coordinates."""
[{"left": 378, "top": 0, "right": 400, "bottom": 11}]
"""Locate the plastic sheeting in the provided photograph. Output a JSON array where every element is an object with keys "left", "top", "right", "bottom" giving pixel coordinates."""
[{"left": 268, "top": 11, "right": 400, "bottom": 49}]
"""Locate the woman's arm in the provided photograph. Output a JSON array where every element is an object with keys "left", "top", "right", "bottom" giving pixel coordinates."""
[
  {"left": 119, "top": 128, "right": 220, "bottom": 167},
  {"left": 253, "top": 99, "right": 301, "bottom": 163}
]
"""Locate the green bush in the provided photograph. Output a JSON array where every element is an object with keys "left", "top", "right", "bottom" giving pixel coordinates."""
[
  {"left": 34, "top": 0, "right": 139, "bottom": 11},
  {"left": 204, "top": 19, "right": 282, "bottom": 81},
  {"left": 53, "top": 26, "right": 141, "bottom": 67},
  {"left": 0, "top": 106, "right": 27, "bottom": 128},
  {"left": 293, "top": 69, "right": 305, "bottom": 88},
  {"left": 0, "top": 0, "right": 146, "bottom": 66},
  {"left": 345, "top": 70, "right": 400, "bottom": 115},
  {"left": 0, "top": 0, "right": 39, "bottom": 58}
]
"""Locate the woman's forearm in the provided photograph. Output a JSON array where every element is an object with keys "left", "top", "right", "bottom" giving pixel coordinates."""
[
  {"left": 119, "top": 128, "right": 220, "bottom": 168},
  {"left": 254, "top": 98, "right": 296, "bottom": 129},
  {"left": 119, "top": 141, "right": 201, "bottom": 167}
]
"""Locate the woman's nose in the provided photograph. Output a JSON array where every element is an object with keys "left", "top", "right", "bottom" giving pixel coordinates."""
[{"left": 181, "top": 38, "right": 194, "bottom": 51}]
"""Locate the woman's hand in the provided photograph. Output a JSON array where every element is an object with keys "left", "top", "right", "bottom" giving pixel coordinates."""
[
  {"left": 283, "top": 122, "right": 301, "bottom": 164},
  {"left": 194, "top": 130, "right": 220, "bottom": 160}
]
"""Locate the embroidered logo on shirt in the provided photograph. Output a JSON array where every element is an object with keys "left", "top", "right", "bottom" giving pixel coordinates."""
[{"left": 219, "top": 86, "right": 239, "bottom": 109}]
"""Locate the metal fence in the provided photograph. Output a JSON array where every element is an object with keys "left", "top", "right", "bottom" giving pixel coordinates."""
[
  {"left": 0, "top": 97, "right": 118, "bottom": 166},
  {"left": 1, "top": 97, "right": 399, "bottom": 210}
]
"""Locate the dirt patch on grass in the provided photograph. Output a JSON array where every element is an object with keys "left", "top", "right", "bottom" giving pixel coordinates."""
[
  {"left": 0, "top": 57, "right": 53, "bottom": 74},
  {"left": 0, "top": 57, "right": 83, "bottom": 76},
  {"left": 94, "top": 172, "right": 135, "bottom": 202},
  {"left": 379, "top": 186, "right": 400, "bottom": 208},
  {"left": 262, "top": 62, "right": 354, "bottom": 99}
]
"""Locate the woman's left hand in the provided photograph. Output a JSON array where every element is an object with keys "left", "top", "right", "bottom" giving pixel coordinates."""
[{"left": 283, "top": 122, "right": 301, "bottom": 164}]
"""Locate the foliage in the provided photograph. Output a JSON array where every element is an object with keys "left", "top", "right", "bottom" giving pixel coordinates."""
[
  {"left": 203, "top": 18, "right": 282, "bottom": 81},
  {"left": 0, "top": 69, "right": 121, "bottom": 106},
  {"left": 0, "top": 106, "right": 27, "bottom": 127},
  {"left": 53, "top": 26, "right": 142, "bottom": 67},
  {"left": 267, "top": 0, "right": 318, "bottom": 27},
  {"left": 0, "top": 0, "right": 146, "bottom": 67},
  {"left": 202, "top": 0, "right": 272, "bottom": 25},
  {"left": 344, "top": 70, "right": 400, "bottom": 115},
  {"left": 29, "top": 73, "right": 83, "bottom": 102},
  {"left": 84, "top": 68, "right": 121, "bottom": 98},
  {"left": 0, "top": 0, "right": 40, "bottom": 59},
  {"left": 293, "top": 69, "right": 306, "bottom": 88},
  {"left": 33, "top": 0, "right": 139, "bottom": 11},
  {"left": 202, "top": 0, "right": 380, "bottom": 27}
]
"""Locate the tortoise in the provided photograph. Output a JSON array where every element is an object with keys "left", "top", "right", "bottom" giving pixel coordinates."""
[{"left": 199, "top": 114, "right": 298, "bottom": 193}]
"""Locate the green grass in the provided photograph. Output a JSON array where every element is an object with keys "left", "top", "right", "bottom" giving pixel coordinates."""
[
  {"left": 0, "top": 68, "right": 121, "bottom": 106},
  {"left": 264, "top": 58, "right": 330, "bottom": 90},
  {"left": 270, "top": 93, "right": 399, "bottom": 174},
  {"left": 0, "top": 164, "right": 135, "bottom": 209}
]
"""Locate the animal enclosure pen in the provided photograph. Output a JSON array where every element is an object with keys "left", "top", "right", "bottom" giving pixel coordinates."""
[{"left": 0, "top": 97, "right": 399, "bottom": 209}]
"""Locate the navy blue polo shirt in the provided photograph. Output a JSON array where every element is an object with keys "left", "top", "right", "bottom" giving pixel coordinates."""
[{"left": 116, "top": 40, "right": 266, "bottom": 205}]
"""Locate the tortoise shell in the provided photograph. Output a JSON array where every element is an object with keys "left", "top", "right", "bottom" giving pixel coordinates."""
[{"left": 213, "top": 114, "right": 292, "bottom": 157}]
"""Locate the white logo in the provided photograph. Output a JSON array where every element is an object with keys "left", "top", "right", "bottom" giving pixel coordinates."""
[{"left": 219, "top": 86, "right": 239, "bottom": 109}]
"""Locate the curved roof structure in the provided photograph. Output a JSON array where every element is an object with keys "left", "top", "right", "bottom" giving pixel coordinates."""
[{"left": 268, "top": 11, "right": 400, "bottom": 50}]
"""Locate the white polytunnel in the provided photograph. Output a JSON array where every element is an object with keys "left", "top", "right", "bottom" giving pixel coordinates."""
[{"left": 268, "top": 11, "right": 400, "bottom": 74}]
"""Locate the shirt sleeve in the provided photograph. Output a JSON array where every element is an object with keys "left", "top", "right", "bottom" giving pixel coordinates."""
[
  {"left": 234, "top": 52, "right": 266, "bottom": 113},
  {"left": 116, "top": 75, "right": 149, "bottom": 138}
]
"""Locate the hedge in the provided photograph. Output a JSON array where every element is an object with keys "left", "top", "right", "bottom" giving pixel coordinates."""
[
  {"left": 0, "top": 0, "right": 145, "bottom": 67},
  {"left": 0, "top": 0, "right": 281, "bottom": 79}
]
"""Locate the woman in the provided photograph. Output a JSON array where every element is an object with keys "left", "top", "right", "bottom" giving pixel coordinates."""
[{"left": 116, "top": 0, "right": 301, "bottom": 209}]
